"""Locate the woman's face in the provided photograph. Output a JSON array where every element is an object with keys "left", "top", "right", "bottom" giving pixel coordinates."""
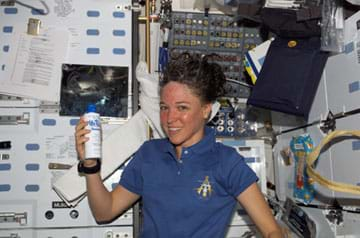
[{"left": 160, "top": 81, "right": 211, "bottom": 150}]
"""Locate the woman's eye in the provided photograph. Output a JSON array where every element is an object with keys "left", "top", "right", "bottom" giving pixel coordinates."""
[
  {"left": 178, "top": 106, "right": 188, "bottom": 111},
  {"left": 160, "top": 105, "right": 168, "bottom": 111}
]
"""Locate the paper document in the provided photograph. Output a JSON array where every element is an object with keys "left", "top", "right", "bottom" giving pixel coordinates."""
[{"left": 0, "top": 28, "right": 69, "bottom": 102}]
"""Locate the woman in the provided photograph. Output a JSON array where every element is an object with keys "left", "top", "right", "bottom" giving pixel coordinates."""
[{"left": 75, "top": 54, "right": 283, "bottom": 237}]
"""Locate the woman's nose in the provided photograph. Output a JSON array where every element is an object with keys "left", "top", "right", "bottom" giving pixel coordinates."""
[{"left": 167, "top": 109, "right": 178, "bottom": 123}]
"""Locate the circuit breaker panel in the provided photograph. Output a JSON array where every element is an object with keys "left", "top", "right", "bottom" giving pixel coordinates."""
[{"left": 0, "top": 1, "right": 134, "bottom": 237}]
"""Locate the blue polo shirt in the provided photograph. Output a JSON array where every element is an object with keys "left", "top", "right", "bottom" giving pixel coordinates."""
[{"left": 119, "top": 127, "right": 258, "bottom": 238}]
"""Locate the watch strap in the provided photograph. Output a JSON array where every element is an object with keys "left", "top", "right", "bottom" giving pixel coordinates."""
[{"left": 77, "top": 159, "right": 101, "bottom": 174}]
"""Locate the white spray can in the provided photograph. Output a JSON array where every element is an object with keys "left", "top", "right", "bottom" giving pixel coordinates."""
[{"left": 84, "top": 104, "right": 101, "bottom": 159}]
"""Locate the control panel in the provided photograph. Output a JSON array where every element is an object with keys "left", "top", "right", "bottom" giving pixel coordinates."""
[{"left": 168, "top": 11, "right": 264, "bottom": 98}]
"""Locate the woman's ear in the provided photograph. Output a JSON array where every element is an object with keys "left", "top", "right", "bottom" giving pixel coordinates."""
[{"left": 202, "top": 103, "right": 212, "bottom": 120}]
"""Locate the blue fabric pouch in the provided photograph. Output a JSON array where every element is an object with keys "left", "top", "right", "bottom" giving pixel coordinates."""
[{"left": 247, "top": 36, "right": 329, "bottom": 119}]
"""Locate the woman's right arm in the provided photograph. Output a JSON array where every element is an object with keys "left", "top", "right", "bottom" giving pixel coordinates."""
[
  {"left": 85, "top": 173, "right": 140, "bottom": 222},
  {"left": 75, "top": 118, "right": 140, "bottom": 223}
]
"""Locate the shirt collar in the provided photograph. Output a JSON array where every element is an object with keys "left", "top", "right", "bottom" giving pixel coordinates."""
[{"left": 162, "top": 126, "right": 216, "bottom": 156}]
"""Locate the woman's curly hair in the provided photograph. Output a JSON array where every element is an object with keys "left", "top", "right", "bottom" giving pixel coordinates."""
[{"left": 160, "top": 53, "right": 226, "bottom": 104}]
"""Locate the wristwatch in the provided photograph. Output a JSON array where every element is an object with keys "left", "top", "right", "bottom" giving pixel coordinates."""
[{"left": 77, "top": 159, "right": 101, "bottom": 174}]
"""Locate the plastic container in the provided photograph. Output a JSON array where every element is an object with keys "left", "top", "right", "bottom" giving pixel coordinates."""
[{"left": 84, "top": 104, "right": 101, "bottom": 159}]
